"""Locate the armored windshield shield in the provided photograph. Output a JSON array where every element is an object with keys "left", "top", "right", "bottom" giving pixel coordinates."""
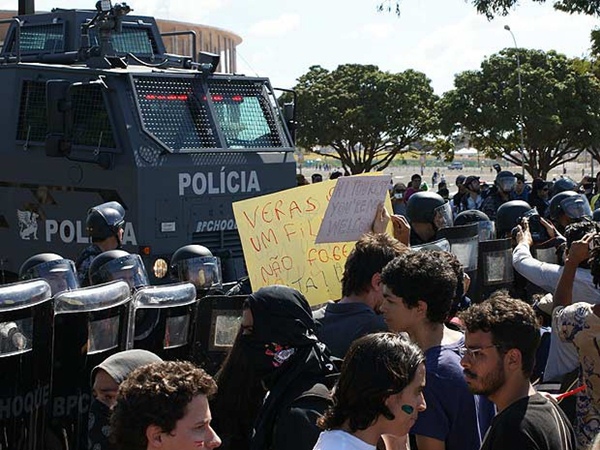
[
  {"left": 193, "top": 295, "right": 246, "bottom": 374},
  {"left": 51, "top": 281, "right": 132, "bottom": 450},
  {"left": 20, "top": 258, "right": 79, "bottom": 296},
  {"left": 133, "top": 76, "right": 293, "bottom": 152},
  {"left": 130, "top": 282, "right": 197, "bottom": 359},
  {"left": 0, "top": 280, "right": 53, "bottom": 450}
]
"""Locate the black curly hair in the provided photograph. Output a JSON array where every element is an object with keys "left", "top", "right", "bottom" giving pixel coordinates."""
[
  {"left": 459, "top": 291, "right": 540, "bottom": 377},
  {"left": 381, "top": 250, "right": 457, "bottom": 324},
  {"left": 110, "top": 360, "right": 217, "bottom": 450}
]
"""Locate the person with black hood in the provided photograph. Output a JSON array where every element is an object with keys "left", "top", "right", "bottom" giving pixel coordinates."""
[{"left": 236, "top": 285, "right": 338, "bottom": 450}]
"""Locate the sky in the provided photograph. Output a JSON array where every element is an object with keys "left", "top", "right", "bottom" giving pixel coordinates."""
[{"left": 2, "top": 0, "right": 599, "bottom": 95}]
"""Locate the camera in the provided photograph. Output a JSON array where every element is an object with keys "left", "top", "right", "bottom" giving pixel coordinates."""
[{"left": 521, "top": 209, "right": 550, "bottom": 243}]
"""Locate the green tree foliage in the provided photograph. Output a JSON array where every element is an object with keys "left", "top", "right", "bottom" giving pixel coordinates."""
[
  {"left": 293, "top": 64, "right": 438, "bottom": 174},
  {"left": 439, "top": 48, "right": 600, "bottom": 179},
  {"left": 377, "top": 0, "right": 600, "bottom": 19}
]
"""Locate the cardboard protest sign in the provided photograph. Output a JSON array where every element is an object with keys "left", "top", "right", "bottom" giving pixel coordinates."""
[
  {"left": 315, "top": 175, "right": 391, "bottom": 244},
  {"left": 233, "top": 174, "right": 393, "bottom": 305}
]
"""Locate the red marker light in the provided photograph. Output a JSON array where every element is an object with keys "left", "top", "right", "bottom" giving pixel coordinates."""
[
  {"left": 231, "top": 95, "right": 243, "bottom": 102},
  {"left": 144, "top": 94, "right": 188, "bottom": 101}
]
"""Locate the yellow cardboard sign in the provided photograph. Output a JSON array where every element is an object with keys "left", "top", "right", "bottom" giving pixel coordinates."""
[{"left": 232, "top": 175, "right": 393, "bottom": 305}]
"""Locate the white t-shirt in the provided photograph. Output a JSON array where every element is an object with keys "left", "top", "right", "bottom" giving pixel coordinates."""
[{"left": 313, "top": 430, "right": 376, "bottom": 450}]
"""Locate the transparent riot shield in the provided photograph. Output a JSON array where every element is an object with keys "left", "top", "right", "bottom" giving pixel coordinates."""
[
  {"left": 533, "top": 246, "right": 560, "bottom": 265},
  {"left": 436, "top": 223, "right": 480, "bottom": 272},
  {"left": 0, "top": 279, "right": 52, "bottom": 450},
  {"left": 437, "top": 223, "right": 480, "bottom": 301},
  {"left": 50, "top": 281, "right": 131, "bottom": 450},
  {"left": 193, "top": 295, "right": 246, "bottom": 375},
  {"left": 129, "top": 282, "right": 197, "bottom": 361},
  {"left": 473, "top": 238, "right": 514, "bottom": 303}
]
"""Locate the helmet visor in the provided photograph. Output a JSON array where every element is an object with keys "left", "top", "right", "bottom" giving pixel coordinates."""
[
  {"left": 176, "top": 256, "right": 222, "bottom": 291},
  {"left": 560, "top": 195, "right": 592, "bottom": 219},
  {"left": 22, "top": 259, "right": 79, "bottom": 296},
  {"left": 497, "top": 176, "right": 517, "bottom": 192},
  {"left": 94, "top": 254, "right": 149, "bottom": 290},
  {"left": 433, "top": 202, "right": 454, "bottom": 229},
  {"left": 477, "top": 221, "right": 496, "bottom": 242}
]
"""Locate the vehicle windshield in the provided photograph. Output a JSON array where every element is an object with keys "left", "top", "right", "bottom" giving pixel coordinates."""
[{"left": 133, "top": 76, "right": 292, "bottom": 152}]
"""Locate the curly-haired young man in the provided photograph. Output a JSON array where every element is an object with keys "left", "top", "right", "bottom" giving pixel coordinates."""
[
  {"left": 110, "top": 360, "right": 221, "bottom": 450},
  {"left": 460, "top": 293, "right": 575, "bottom": 450},
  {"left": 381, "top": 250, "right": 494, "bottom": 450}
]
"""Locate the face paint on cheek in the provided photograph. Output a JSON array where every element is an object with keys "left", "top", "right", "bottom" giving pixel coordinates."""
[{"left": 401, "top": 405, "right": 414, "bottom": 415}]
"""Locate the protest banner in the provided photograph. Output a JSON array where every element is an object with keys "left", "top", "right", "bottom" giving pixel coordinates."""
[
  {"left": 232, "top": 175, "right": 392, "bottom": 305},
  {"left": 315, "top": 174, "right": 391, "bottom": 244}
]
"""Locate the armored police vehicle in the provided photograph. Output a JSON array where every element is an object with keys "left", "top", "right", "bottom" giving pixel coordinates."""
[{"left": 0, "top": 1, "right": 297, "bottom": 285}]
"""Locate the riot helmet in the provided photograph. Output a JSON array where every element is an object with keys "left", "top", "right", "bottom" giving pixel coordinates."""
[
  {"left": 19, "top": 253, "right": 79, "bottom": 296},
  {"left": 496, "top": 200, "right": 531, "bottom": 238},
  {"left": 86, "top": 201, "right": 125, "bottom": 242},
  {"left": 555, "top": 194, "right": 592, "bottom": 220},
  {"left": 495, "top": 171, "right": 517, "bottom": 193},
  {"left": 406, "top": 192, "right": 453, "bottom": 229},
  {"left": 593, "top": 208, "right": 600, "bottom": 222},
  {"left": 552, "top": 177, "right": 578, "bottom": 195},
  {"left": 548, "top": 190, "right": 580, "bottom": 220},
  {"left": 454, "top": 210, "right": 496, "bottom": 241},
  {"left": 89, "top": 250, "right": 149, "bottom": 290},
  {"left": 170, "top": 245, "right": 222, "bottom": 294}
]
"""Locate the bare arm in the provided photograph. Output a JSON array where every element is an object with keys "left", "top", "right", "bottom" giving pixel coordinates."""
[
  {"left": 553, "top": 234, "right": 592, "bottom": 309},
  {"left": 415, "top": 435, "right": 445, "bottom": 450}
]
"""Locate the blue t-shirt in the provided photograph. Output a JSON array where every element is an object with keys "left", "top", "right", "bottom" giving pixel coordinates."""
[
  {"left": 313, "top": 301, "right": 386, "bottom": 359},
  {"left": 411, "top": 336, "right": 495, "bottom": 450}
]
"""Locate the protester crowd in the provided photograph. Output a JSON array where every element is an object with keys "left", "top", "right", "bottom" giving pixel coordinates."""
[{"left": 7, "top": 166, "right": 600, "bottom": 450}]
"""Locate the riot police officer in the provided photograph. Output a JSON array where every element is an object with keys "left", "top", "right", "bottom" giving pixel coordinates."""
[
  {"left": 19, "top": 252, "right": 79, "bottom": 296},
  {"left": 406, "top": 191, "right": 453, "bottom": 246},
  {"left": 480, "top": 171, "right": 517, "bottom": 221},
  {"left": 170, "top": 244, "right": 223, "bottom": 298},
  {"left": 75, "top": 201, "right": 126, "bottom": 287},
  {"left": 496, "top": 200, "right": 532, "bottom": 239},
  {"left": 548, "top": 190, "right": 592, "bottom": 233},
  {"left": 88, "top": 249, "right": 149, "bottom": 290}
]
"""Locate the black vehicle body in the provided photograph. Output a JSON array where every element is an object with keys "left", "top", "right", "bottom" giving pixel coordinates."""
[{"left": 0, "top": 4, "right": 296, "bottom": 285}]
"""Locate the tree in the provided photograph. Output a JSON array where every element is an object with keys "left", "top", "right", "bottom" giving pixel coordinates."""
[
  {"left": 377, "top": 0, "right": 600, "bottom": 19},
  {"left": 439, "top": 48, "right": 600, "bottom": 179},
  {"left": 293, "top": 64, "right": 439, "bottom": 174}
]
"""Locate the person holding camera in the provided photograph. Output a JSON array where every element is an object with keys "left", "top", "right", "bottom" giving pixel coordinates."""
[{"left": 513, "top": 219, "right": 600, "bottom": 383}]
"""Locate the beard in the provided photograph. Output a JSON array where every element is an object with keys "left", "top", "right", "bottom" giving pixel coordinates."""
[{"left": 464, "top": 361, "right": 506, "bottom": 396}]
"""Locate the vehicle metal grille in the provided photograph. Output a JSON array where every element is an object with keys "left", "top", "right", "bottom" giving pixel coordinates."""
[
  {"left": 15, "top": 24, "right": 64, "bottom": 53},
  {"left": 71, "top": 85, "right": 116, "bottom": 148},
  {"left": 17, "top": 81, "right": 47, "bottom": 142},
  {"left": 133, "top": 76, "right": 218, "bottom": 151},
  {"left": 207, "top": 80, "right": 286, "bottom": 148},
  {"left": 192, "top": 229, "right": 243, "bottom": 258}
]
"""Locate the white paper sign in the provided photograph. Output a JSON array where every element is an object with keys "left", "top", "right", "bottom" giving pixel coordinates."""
[{"left": 315, "top": 174, "right": 391, "bottom": 244}]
